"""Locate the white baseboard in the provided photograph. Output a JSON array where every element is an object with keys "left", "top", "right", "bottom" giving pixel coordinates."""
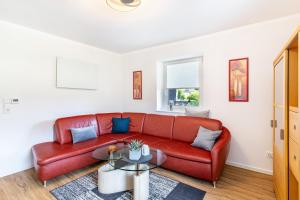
[{"left": 226, "top": 161, "right": 273, "bottom": 175}]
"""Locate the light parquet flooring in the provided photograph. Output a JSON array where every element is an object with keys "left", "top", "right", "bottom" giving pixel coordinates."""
[{"left": 0, "top": 164, "right": 275, "bottom": 200}]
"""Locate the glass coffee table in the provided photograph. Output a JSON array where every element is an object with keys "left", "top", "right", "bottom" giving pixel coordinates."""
[{"left": 92, "top": 142, "right": 167, "bottom": 200}]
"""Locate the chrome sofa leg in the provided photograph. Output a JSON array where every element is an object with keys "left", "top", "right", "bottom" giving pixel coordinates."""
[
  {"left": 43, "top": 180, "right": 47, "bottom": 188},
  {"left": 213, "top": 181, "right": 216, "bottom": 188}
]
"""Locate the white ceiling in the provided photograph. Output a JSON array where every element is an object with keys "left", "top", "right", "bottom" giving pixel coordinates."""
[{"left": 0, "top": 0, "right": 300, "bottom": 53}]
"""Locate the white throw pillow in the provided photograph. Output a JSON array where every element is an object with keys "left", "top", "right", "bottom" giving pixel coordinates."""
[{"left": 185, "top": 108, "right": 210, "bottom": 118}]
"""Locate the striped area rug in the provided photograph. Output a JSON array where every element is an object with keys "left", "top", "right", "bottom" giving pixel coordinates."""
[{"left": 51, "top": 171, "right": 206, "bottom": 200}]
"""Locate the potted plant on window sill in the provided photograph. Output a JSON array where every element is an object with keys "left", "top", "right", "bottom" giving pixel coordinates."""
[{"left": 128, "top": 140, "right": 143, "bottom": 160}]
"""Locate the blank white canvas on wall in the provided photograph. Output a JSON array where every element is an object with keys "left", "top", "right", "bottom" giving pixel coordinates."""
[{"left": 56, "top": 57, "right": 98, "bottom": 90}]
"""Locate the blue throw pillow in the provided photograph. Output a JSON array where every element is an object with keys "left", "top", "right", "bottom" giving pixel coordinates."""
[
  {"left": 70, "top": 126, "right": 97, "bottom": 144},
  {"left": 112, "top": 117, "right": 130, "bottom": 133}
]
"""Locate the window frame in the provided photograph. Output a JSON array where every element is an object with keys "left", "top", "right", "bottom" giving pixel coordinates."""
[{"left": 156, "top": 56, "right": 203, "bottom": 112}]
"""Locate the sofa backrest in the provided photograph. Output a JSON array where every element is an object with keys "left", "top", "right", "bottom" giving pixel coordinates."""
[
  {"left": 54, "top": 115, "right": 99, "bottom": 144},
  {"left": 95, "top": 113, "right": 122, "bottom": 134},
  {"left": 143, "top": 114, "right": 175, "bottom": 139},
  {"left": 173, "top": 116, "right": 223, "bottom": 143},
  {"left": 122, "top": 112, "right": 146, "bottom": 133},
  {"left": 53, "top": 112, "right": 224, "bottom": 144}
]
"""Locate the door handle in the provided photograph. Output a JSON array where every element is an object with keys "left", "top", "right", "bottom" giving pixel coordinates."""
[{"left": 280, "top": 129, "right": 284, "bottom": 140}]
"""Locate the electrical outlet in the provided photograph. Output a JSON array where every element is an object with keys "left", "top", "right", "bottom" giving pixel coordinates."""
[{"left": 266, "top": 151, "right": 273, "bottom": 159}]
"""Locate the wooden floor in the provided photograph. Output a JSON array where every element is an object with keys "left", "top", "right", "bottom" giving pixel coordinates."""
[{"left": 0, "top": 164, "right": 275, "bottom": 200}]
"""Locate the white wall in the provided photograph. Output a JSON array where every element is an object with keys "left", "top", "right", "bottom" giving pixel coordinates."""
[
  {"left": 121, "top": 14, "right": 300, "bottom": 174},
  {"left": 0, "top": 21, "right": 123, "bottom": 177},
  {"left": 1, "top": 14, "right": 300, "bottom": 178}
]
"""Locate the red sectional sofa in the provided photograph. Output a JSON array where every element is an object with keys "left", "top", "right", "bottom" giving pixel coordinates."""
[{"left": 32, "top": 112, "right": 231, "bottom": 187}]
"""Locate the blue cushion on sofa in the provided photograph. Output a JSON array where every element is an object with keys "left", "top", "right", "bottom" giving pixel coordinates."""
[
  {"left": 70, "top": 126, "right": 97, "bottom": 144},
  {"left": 112, "top": 117, "right": 130, "bottom": 133}
]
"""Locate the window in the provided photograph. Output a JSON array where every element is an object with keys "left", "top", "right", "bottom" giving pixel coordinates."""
[
  {"left": 169, "top": 88, "right": 200, "bottom": 106},
  {"left": 157, "top": 57, "right": 202, "bottom": 112}
]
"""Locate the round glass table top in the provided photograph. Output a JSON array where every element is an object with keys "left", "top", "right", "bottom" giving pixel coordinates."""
[{"left": 92, "top": 142, "right": 167, "bottom": 172}]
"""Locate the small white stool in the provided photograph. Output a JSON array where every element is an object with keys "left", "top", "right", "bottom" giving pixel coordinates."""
[
  {"left": 133, "top": 168, "right": 149, "bottom": 200},
  {"left": 98, "top": 163, "right": 149, "bottom": 200}
]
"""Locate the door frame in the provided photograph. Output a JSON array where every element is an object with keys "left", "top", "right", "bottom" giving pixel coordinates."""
[{"left": 273, "top": 50, "right": 289, "bottom": 200}]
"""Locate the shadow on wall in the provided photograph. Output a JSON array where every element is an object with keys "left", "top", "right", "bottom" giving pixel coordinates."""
[
  {"left": 27, "top": 120, "right": 55, "bottom": 164},
  {"left": 227, "top": 135, "right": 248, "bottom": 165},
  {"left": 29, "top": 120, "right": 55, "bottom": 141}
]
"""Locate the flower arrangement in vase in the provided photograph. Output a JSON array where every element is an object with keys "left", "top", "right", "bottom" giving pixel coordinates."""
[{"left": 128, "top": 140, "right": 143, "bottom": 160}]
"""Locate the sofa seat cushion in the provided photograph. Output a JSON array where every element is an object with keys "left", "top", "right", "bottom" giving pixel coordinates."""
[
  {"left": 155, "top": 140, "right": 212, "bottom": 163},
  {"left": 124, "top": 134, "right": 169, "bottom": 145},
  {"left": 32, "top": 135, "right": 117, "bottom": 166},
  {"left": 106, "top": 132, "right": 140, "bottom": 141}
]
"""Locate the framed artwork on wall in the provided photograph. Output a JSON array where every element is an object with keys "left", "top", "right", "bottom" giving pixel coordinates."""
[
  {"left": 133, "top": 70, "right": 142, "bottom": 99},
  {"left": 229, "top": 58, "right": 249, "bottom": 102}
]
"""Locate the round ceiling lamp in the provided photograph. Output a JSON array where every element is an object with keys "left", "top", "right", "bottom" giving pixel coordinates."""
[{"left": 106, "top": 0, "right": 141, "bottom": 12}]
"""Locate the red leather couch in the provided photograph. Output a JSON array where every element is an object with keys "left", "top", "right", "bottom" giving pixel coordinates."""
[{"left": 32, "top": 112, "right": 231, "bottom": 187}]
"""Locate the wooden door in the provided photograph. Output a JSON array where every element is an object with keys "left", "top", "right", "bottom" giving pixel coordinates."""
[{"left": 273, "top": 51, "right": 289, "bottom": 200}]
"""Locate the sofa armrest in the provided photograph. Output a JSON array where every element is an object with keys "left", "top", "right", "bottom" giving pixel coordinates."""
[{"left": 211, "top": 127, "right": 231, "bottom": 181}]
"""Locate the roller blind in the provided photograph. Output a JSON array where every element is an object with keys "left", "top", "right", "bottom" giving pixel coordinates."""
[{"left": 166, "top": 60, "right": 200, "bottom": 89}]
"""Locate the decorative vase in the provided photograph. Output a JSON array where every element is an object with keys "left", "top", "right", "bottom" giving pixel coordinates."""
[{"left": 129, "top": 149, "right": 141, "bottom": 160}]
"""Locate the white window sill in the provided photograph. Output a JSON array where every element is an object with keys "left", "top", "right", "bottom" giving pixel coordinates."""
[
  {"left": 156, "top": 106, "right": 208, "bottom": 116},
  {"left": 155, "top": 109, "right": 185, "bottom": 115}
]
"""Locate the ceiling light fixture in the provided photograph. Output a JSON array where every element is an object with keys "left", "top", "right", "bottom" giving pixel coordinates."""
[{"left": 106, "top": 0, "right": 141, "bottom": 12}]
